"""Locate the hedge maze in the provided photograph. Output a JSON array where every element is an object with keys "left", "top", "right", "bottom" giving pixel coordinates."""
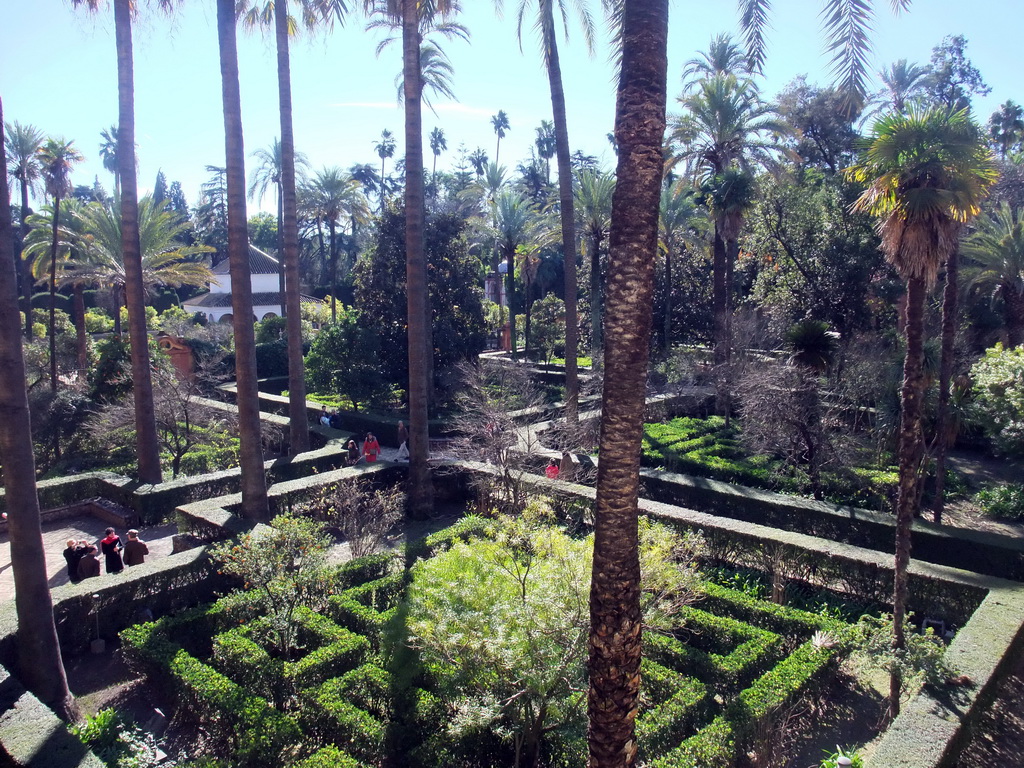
[{"left": 121, "top": 518, "right": 848, "bottom": 768}]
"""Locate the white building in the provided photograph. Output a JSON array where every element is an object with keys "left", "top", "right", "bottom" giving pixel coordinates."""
[{"left": 183, "top": 245, "right": 322, "bottom": 323}]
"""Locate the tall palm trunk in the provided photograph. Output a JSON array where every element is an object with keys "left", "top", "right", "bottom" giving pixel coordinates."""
[
  {"left": 590, "top": 233, "right": 602, "bottom": 361},
  {"left": 73, "top": 284, "right": 88, "bottom": 370},
  {"left": 19, "top": 178, "right": 33, "bottom": 340},
  {"left": 891, "top": 274, "right": 928, "bottom": 722},
  {"left": 403, "top": 0, "right": 433, "bottom": 517},
  {"left": 274, "top": 0, "right": 310, "bottom": 455},
  {"left": 47, "top": 192, "right": 62, "bottom": 392},
  {"left": 328, "top": 218, "right": 339, "bottom": 321},
  {"left": 505, "top": 255, "right": 517, "bottom": 358},
  {"left": 1006, "top": 288, "right": 1024, "bottom": 348},
  {"left": 218, "top": 0, "right": 270, "bottom": 522},
  {"left": 544, "top": 32, "right": 579, "bottom": 423},
  {"left": 115, "top": 0, "right": 163, "bottom": 484},
  {"left": 663, "top": 237, "right": 674, "bottom": 356},
  {"left": 712, "top": 222, "right": 728, "bottom": 419},
  {"left": 587, "top": 2, "right": 668, "bottom": 765},
  {"left": 0, "top": 95, "right": 77, "bottom": 722},
  {"left": 933, "top": 251, "right": 958, "bottom": 523},
  {"left": 276, "top": 186, "right": 285, "bottom": 316}
]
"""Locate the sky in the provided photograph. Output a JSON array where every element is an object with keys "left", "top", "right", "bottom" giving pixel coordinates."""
[{"left": 2, "top": 1, "right": 1020, "bottom": 215}]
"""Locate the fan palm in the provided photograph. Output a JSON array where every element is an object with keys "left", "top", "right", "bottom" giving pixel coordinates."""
[
  {"left": 98, "top": 125, "right": 120, "bottom": 197},
  {"left": 574, "top": 168, "right": 614, "bottom": 360},
  {"left": 491, "top": 109, "right": 509, "bottom": 165},
  {"left": 847, "top": 106, "right": 996, "bottom": 720},
  {"left": 36, "top": 137, "right": 83, "bottom": 392},
  {"left": 4, "top": 120, "right": 45, "bottom": 339},
  {"left": 429, "top": 126, "right": 447, "bottom": 189},
  {"left": 963, "top": 202, "right": 1024, "bottom": 347}
]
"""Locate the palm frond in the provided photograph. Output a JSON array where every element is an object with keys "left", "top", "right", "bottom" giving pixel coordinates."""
[
  {"left": 737, "top": 0, "right": 771, "bottom": 75},
  {"left": 819, "top": 0, "right": 875, "bottom": 116}
]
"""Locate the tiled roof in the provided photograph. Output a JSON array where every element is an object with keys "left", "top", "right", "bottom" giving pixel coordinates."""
[
  {"left": 183, "top": 292, "right": 324, "bottom": 309},
  {"left": 211, "top": 244, "right": 281, "bottom": 276}
]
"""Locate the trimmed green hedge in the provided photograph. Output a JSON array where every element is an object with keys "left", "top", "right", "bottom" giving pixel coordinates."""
[{"left": 292, "top": 746, "right": 363, "bottom": 768}]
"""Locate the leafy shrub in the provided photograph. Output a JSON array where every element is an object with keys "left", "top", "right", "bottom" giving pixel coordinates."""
[
  {"left": 820, "top": 746, "right": 864, "bottom": 768},
  {"left": 72, "top": 708, "right": 160, "bottom": 768},
  {"left": 292, "top": 746, "right": 362, "bottom": 768},
  {"left": 976, "top": 484, "right": 1024, "bottom": 519},
  {"left": 971, "top": 343, "right": 1024, "bottom": 456},
  {"left": 85, "top": 308, "right": 115, "bottom": 334}
]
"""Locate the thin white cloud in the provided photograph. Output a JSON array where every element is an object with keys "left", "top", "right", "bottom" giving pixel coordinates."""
[
  {"left": 330, "top": 101, "right": 497, "bottom": 118},
  {"left": 331, "top": 102, "right": 401, "bottom": 110}
]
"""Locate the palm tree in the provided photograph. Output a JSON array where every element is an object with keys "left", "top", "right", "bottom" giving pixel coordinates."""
[
  {"left": 497, "top": 0, "right": 593, "bottom": 424},
  {"left": 72, "top": 0, "right": 166, "bottom": 484},
  {"left": 468, "top": 146, "right": 488, "bottom": 176},
  {"left": 98, "top": 125, "right": 120, "bottom": 197},
  {"left": 658, "top": 181, "right": 698, "bottom": 355},
  {"left": 217, "top": 0, "right": 270, "bottom": 521},
  {"left": 36, "top": 137, "right": 83, "bottom": 392},
  {"left": 373, "top": 128, "right": 396, "bottom": 209},
  {"left": 4, "top": 121, "right": 44, "bottom": 340},
  {"left": 492, "top": 188, "right": 552, "bottom": 358},
  {"left": 237, "top": 0, "right": 345, "bottom": 458},
  {"left": 304, "top": 167, "right": 368, "bottom": 319},
  {"left": 61, "top": 197, "right": 213, "bottom": 311},
  {"left": 429, "top": 126, "right": 447, "bottom": 190},
  {"left": 682, "top": 32, "right": 749, "bottom": 86},
  {"left": 491, "top": 109, "right": 509, "bottom": 165},
  {"left": 848, "top": 106, "right": 996, "bottom": 720},
  {"left": 248, "top": 137, "right": 311, "bottom": 315},
  {"left": 673, "top": 72, "right": 782, "bottom": 380},
  {"left": 22, "top": 199, "right": 92, "bottom": 366},
  {"left": 535, "top": 119, "right": 556, "bottom": 182},
  {"left": 988, "top": 100, "right": 1024, "bottom": 159},
  {"left": 0, "top": 96, "right": 77, "bottom": 724},
  {"left": 964, "top": 203, "right": 1024, "bottom": 347},
  {"left": 574, "top": 168, "right": 614, "bottom": 361},
  {"left": 587, "top": 2, "right": 668, "bottom": 763}
]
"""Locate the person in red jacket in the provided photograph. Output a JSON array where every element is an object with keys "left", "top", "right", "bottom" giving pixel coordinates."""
[
  {"left": 545, "top": 458, "right": 560, "bottom": 480},
  {"left": 363, "top": 432, "right": 381, "bottom": 462}
]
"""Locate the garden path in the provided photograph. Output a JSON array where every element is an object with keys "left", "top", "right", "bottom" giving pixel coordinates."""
[{"left": 0, "top": 518, "right": 177, "bottom": 601}]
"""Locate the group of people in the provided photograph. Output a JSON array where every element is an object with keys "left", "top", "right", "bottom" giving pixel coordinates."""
[
  {"left": 62, "top": 527, "right": 150, "bottom": 584},
  {"left": 342, "top": 421, "right": 411, "bottom": 466},
  {"left": 545, "top": 452, "right": 578, "bottom": 481},
  {"left": 319, "top": 406, "right": 344, "bottom": 429}
]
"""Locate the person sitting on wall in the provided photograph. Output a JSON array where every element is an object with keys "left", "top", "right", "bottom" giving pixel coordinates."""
[
  {"left": 346, "top": 439, "right": 360, "bottom": 466},
  {"left": 329, "top": 410, "right": 343, "bottom": 429},
  {"left": 545, "top": 458, "right": 560, "bottom": 480},
  {"left": 319, "top": 406, "right": 331, "bottom": 426}
]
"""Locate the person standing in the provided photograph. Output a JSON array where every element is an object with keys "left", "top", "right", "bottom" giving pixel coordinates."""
[
  {"left": 77, "top": 546, "right": 101, "bottom": 581},
  {"left": 99, "top": 528, "right": 124, "bottom": 574},
  {"left": 363, "top": 432, "right": 381, "bottom": 463},
  {"left": 397, "top": 420, "right": 409, "bottom": 449},
  {"left": 62, "top": 539, "right": 84, "bottom": 584},
  {"left": 122, "top": 529, "right": 149, "bottom": 567}
]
